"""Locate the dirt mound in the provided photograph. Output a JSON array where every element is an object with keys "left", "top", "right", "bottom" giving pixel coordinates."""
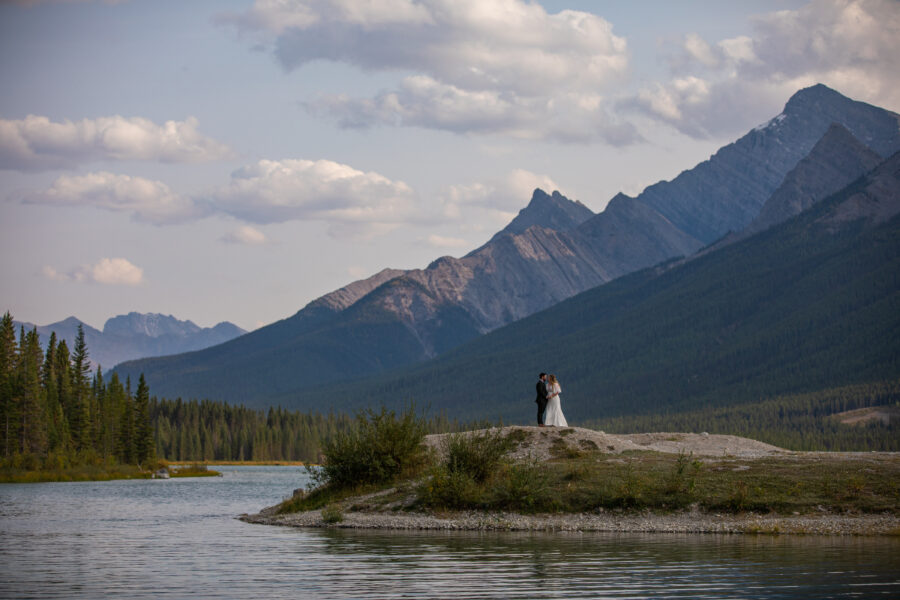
[{"left": 425, "top": 426, "right": 788, "bottom": 462}]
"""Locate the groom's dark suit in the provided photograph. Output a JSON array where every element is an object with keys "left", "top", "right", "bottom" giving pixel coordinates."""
[{"left": 535, "top": 379, "right": 549, "bottom": 425}]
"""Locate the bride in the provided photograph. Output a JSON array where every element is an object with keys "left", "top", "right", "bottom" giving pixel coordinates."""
[{"left": 543, "top": 374, "right": 568, "bottom": 427}]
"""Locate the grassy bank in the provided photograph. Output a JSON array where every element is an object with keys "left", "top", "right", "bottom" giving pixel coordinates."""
[
  {"left": 0, "top": 463, "right": 152, "bottom": 483},
  {"left": 275, "top": 415, "right": 899, "bottom": 520},
  {"left": 1, "top": 460, "right": 222, "bottom": 483}
]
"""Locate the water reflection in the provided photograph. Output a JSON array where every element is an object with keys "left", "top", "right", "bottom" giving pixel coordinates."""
[
  {"left": 307, "top": 529, "right": 900, "bottom": 599},
  {"left": 1, "top": 467, "right": 898, "bottom": 599}
]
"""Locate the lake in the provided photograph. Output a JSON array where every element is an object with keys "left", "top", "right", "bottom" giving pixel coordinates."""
[{"left": 1, "top": 466, "right": 898, "bottom": 598}]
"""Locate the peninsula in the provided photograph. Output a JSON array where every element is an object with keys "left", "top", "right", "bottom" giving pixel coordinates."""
[{"left": 242, "top": 426, "right": 900, "bottom": 535}]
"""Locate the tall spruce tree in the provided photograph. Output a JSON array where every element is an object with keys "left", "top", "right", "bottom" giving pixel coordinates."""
[
  {"left": 18, "top": 328, "right": 46, "bottom": 455},
  {"left": 69, "top": 324, "right": 92, "bottom": 450},
  {"left": 133, "top": 374, "right": 153, "bottom": 465},
  {"left": 0, "top": 313, "right": 18, "bottom": 457}
]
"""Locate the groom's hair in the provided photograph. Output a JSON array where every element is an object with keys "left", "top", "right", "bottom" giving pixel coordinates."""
[{"left": 538, "top": 372, "right": 546, "bottom": 379}]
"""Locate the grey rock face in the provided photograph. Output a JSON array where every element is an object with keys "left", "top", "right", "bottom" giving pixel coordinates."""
[
  {"left": 748, "top": 123, "right": 883, "bottom": 234},
  {"left": 636, "top": 84, "right": 900, "bottom": 244},
  {"left": 495, "top": 189, "right": 595, "bottom": 238}
]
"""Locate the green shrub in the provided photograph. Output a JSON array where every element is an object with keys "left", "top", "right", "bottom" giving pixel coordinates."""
[
  {"left": 316, "top": 404, "right": 429, "bottom": 489},
  {"left": 492, "top": 460, "right": 552, "bottom": 511},
  {"left": 444, "top": 428, "right": 513, "bottom": 483},
  {"left": 321, "top": 505, "right": 344, "bottom": 524},
  {"left": 418, "top": 466, "right": 482, "bottom": 509}
]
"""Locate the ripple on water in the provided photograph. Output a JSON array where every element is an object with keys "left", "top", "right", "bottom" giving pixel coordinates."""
[{"left": 1, "top": 467, "right": 899, "bottom": 599}]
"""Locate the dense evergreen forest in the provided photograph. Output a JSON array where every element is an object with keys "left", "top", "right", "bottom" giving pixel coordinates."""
[
  {"left": 586, "top": 380, "right": 899, "bottom": 451},
  {"left": 0, "top": 312, "right": 153, "bottom": 470},
  {"left": 150, "top": 400, "right": 482, "bottom": 463}
]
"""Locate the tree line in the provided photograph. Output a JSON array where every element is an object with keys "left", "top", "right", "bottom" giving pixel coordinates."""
[
  {"left": 584, "top": 380, "right": 899, "bottom": 451},
  {"left": 1, "top": 312, "right": 154, "bottom": 469},
  {"left": 150, "top": 398, "right": 488, "bottom": 463}
]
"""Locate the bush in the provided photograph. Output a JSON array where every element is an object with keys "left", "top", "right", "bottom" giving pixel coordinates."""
[
  {"left": 321, "top": 505, "right": 344, "bottom": 524},
  {"left": 316, "top": 404, "right": 430, "bottom": 489},
  {"left": 444, "top": 428, "right": 514, "bottom": 483},
  {"left": 492, "top": 460, "right": 552, "bottom": 511},
  {"left": 418, "top": 466, "right": 481, "bottom": 509}
]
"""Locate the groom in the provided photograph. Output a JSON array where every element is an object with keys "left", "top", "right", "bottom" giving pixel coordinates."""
[{"left": 535, "top": 372, "right": 549, "bottom": 427}]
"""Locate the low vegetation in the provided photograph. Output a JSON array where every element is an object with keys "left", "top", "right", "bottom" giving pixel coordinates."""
[
  {"left": 277, "top": 405, "right": 431, "bottom": 514},
  {"left": 420, "top": 448, "right": 898, "bottom": 515},
  {"left": 275, "top": 410, "right": 899, "bottom": 519}
]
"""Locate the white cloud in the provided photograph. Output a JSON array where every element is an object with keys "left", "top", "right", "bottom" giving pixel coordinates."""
[
  {"left": 306, "top": 76, "right": 640, "bottom": 144},
  {"left": 425, "top": 234, "right": 470, "bottom": 249},
  {"left": 207, "top": 158, "right": 417, "bottom": 236},
  {"left": 0, "top": 115, "right": 232, "bottom": 171},
  {"left": 224, "top": 0, "right": 637, "bottom": 143},
  {"left": 220, "top": 225, "right": 269, "bottom": 245},
  {"left": 24, "top": 171, "right": 202, "bottom": 225},
  {"left": 628, "top": 0, "right": 900, "bottom": 138},
  {"left": 42, "top": 257, "right": 144, "bottom": 286},
  {"left": 19, "top": 157, "right": 416, "bottom": 236}
]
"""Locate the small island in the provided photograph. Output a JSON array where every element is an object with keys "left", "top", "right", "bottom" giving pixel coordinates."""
[{"left": 242, "top": 410, "right": 900, "bottom": 536}]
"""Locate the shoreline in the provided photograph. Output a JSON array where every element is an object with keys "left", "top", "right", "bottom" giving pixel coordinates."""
[
  {"left": 240, "top": 506, "right": 900, "bottom": 536},
  {"left": 241, "top": 427, "right": 899, "bottom": 536}
]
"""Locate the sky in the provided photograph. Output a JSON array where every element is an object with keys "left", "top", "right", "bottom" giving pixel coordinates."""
[{"left": 1, "top": 0, "right": 898, "bottom": 332}]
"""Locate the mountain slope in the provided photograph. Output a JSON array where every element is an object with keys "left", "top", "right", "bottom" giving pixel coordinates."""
[
  {"left": 114, "top": 84, "right": 900, "bottom": 406},
  {"left": 14, "top": 313, "right": 246, "bottom": 369},
  {"left": 635, "top": 83, "right": 900, "bottom": 243},
  {"left": 746, "top": 123, "right": 883, "bottom": 235},
  {"left": 306, "top": 152, "right": 900, "bottom": 422}
]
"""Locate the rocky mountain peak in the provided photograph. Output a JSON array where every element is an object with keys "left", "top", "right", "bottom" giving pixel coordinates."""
[
  {"left": 777, "top": 84, "right": 900, "bottom": 158},
  {"left": 498, "top": 188, "right": 594, "bottom": 237},
  {"left": 747, "top": 123, "right": 883, "bottom": 234},
  {"left": 103, "top": 312, "right": 201, "bottom": 338}
]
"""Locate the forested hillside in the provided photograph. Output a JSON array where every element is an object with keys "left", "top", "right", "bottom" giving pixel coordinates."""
[{"left": 302, "top": 152, "right": 900, "bottom": 423}]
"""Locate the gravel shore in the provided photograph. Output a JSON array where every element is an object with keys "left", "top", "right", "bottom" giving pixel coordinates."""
[
  {"left": 241, "top": 427, "right": 900, "bottom": 536},
  {"left": 240, "top": 506, "right": 900, "bottom": 535}
]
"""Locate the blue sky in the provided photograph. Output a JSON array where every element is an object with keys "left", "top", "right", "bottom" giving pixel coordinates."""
[{"left": 2, "top": 0, "right": 898, "bottom": 331}]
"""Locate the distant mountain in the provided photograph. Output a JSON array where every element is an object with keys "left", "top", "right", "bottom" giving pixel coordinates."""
[
  {"left": 114, "top": 84, "right": 900, "bottom": 406},
  {"left": 14, "top": 313, "right": 246, "bottom": 369},
  {"left": 306, "top": 150, "right": 900, "bottom": 422}
]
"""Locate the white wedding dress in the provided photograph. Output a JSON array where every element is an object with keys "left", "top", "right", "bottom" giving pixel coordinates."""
[{"left": 543, "top": 383, "right": 568, "bottom": 427}]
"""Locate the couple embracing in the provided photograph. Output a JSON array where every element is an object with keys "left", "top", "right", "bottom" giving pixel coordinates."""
[{"left": 535, "top": 372, "right": 567, "bottom": 427}]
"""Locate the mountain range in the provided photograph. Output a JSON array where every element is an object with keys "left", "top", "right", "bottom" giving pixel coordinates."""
[
  {"left": 114, "top": 84, "right": 900, "bottom": 410},
  {"left": 14, "top": 313, "right": 246, "bottom": 370},
  {"left": 302, "top": 147, "right": 900, "bottom": 421}
]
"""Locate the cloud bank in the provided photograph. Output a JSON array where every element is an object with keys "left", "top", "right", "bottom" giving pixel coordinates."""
[
  {"left": 21, "top": 158, "right": 418, "bottom": 236},
  {"left": 0, "top": 115, "right": 232, "bottom": 171},
  {"left": 627, "top": 0, "right": 900, "bottom": 138},
  {"left": 223, "top": 0, "right": 638, "bottom": 143}
]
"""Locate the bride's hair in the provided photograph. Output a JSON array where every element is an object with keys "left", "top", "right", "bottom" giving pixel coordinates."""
[{"left": 548, "top": 374, "right": 557, "bottom": 384}]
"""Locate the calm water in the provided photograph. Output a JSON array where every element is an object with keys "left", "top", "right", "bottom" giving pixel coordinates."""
[{"left": 1, "top": 467, "right": 898, "bottom": 599}]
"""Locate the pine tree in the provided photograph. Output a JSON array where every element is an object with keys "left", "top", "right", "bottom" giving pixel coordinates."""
[
  {"left": 18, "top": 328, "right": 46, "bottom": 455},
  {"left": 69, "top": 324, "right": 92, "bottom": 450},
  {"left": 133, "top": 374, "right": 153, "bottom": 466},
  {"left": 0, "top": 313, "right": 18, "bottom": 457}
]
